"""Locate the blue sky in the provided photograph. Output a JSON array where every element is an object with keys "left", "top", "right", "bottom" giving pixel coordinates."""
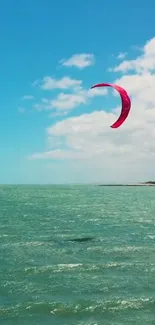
[{"left": 1, "top": 0, "right": 155, "bottom": 184}]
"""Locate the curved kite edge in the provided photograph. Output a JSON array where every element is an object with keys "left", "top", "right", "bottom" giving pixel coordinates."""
[
  {"left": 110, "top": 124, "right": 118, "bottom": 129},
  {"left": 90, "top": 82, "right": 131, "bottom": 129}
]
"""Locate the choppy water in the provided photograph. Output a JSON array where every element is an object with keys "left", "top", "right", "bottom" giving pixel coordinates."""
[{"left": 0, "top": 185, "right": 155, "bottom": 325}]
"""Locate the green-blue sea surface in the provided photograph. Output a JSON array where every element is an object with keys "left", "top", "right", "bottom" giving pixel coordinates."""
[{"left": 0, "top": 185, "right": 155, "bottom": 325}]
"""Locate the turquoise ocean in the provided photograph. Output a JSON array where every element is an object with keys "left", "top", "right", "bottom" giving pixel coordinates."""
[{"left": 0, "top": 185, "right": 155, "bottom": 325}]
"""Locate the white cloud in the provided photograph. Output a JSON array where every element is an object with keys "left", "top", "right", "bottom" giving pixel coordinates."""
[
  {"left": 22, "top": 95, "right": 34, "bottom": 100},
  {"left": 33, "top": 86, "right": 107, "bottom": 113},
  {"left": 50, "top": 87, "right": 107, "bottom": 111},
  {"left": 40, "top": 76, "right": 82, "bottom": 90},
  {"left": 112, "top": 37, "right": 155, "bottom": 73},
  {"left": 30, "top": 37, "right": 155, "bottom": 183},
  {"left": 50, "top": 92, "right": 87, "bottom": 111},
  {"left": 61, "top": 53, "right": 95, "bottom": 69},
  {"left": 117, "top": 52, "right": 127, "bottom": 60},
  {"left": 32, "top": 79, "right": 40, "bottom": 87}
]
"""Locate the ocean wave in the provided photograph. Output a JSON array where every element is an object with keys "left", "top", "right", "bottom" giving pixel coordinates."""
[
  {"left": 0, "top": 297, "right": 154, "bottom": 318},
  {"left": 1, "top": 241, "right": 52, "bottom": 248},
  {"left": 87, "top": 245, "right": 154, "bottom": 254},
  {"left": 8, "top": 261, "right": 151, "bottom": 275}
]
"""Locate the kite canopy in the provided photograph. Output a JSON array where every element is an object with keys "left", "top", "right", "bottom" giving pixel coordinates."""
[{"left": 91, "top": 83, "right": 131, "bottom": 128}]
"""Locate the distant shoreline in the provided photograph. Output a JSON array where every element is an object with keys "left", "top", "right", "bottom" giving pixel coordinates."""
[{"left": 98, "top": 182, "right": 155, "bottom": 187}]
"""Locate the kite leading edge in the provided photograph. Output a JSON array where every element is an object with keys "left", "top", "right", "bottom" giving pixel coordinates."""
[{"left": 91, "top": 83, "right": 131, "bottom": 128}]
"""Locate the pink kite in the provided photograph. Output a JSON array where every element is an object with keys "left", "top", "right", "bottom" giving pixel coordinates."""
[{"left": 91, "top": 83, "right": 131, "bottom": 128}]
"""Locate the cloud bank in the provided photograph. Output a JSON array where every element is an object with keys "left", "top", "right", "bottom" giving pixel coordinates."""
[{"left": 29, "top": 38, "right": 155, "bottom": 183}]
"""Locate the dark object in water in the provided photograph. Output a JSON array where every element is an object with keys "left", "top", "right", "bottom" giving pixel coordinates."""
[
  {"left": 46, "top": 236, "right": 95, "bottom": 245},
  {"left": 67, "top": 237, "right": 94, "bottom": 243}
]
